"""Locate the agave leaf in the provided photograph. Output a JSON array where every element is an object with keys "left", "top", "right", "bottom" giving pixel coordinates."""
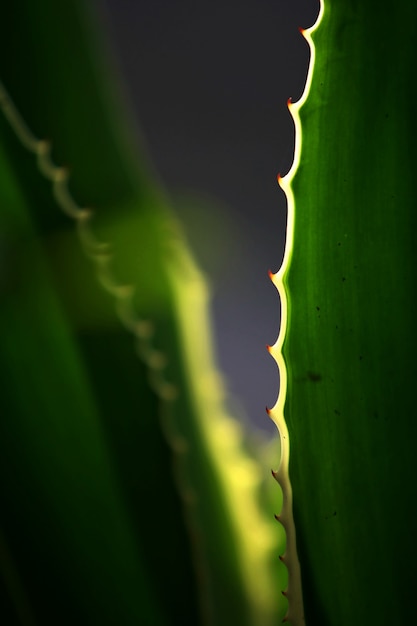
[
  {"left": 276, "top": 0, "right": 417, "bottom": 623},
  {"left": 0, "top": 1, "right": 283, "bottom": 624},
  {"left": 0, "top": 132, "right": 165, "bottom": 625}
]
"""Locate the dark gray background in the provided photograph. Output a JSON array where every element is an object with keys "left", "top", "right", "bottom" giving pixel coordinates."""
[{"left": 92, "top": 0, "right": 320, "bottom": 434}]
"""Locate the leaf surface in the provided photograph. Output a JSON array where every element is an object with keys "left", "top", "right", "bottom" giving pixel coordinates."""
[{"left": 284, "top": 1, "right": 417, "bottom": 623}]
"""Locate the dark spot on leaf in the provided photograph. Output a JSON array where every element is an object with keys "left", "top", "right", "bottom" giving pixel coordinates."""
[
  {"left": 307, "top": 371, "right": 322, "bottom": 382},
  {"left": 334, "top": 409, "right": 340, "bottom": 415}
]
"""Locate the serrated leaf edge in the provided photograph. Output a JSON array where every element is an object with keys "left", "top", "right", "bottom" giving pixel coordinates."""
[
  {"left": 0, "top": 80, "right": 177, "bottom": 403},
  {"left": 267, "top": 2, "right": 324, "bottom": 624}
]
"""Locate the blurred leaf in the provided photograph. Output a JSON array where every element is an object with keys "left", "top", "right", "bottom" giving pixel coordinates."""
[{"left": 0, "top": 1, "right": 284, "bottom": 624}]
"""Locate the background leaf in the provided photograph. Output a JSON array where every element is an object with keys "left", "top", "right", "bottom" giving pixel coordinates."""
[{"left": 0, "top": 1, "right": 284, "bottom": 624}]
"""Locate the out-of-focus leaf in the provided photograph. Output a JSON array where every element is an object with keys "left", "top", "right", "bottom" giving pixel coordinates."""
[{"left": 0, "top": 1, "right": 284, "bottom": 624}]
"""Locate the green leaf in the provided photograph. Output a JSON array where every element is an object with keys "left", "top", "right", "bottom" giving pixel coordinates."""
[
  {"left": 0, "top": 1, "right": 283, "bottom": 624},
  {"left": 0, "top": 134, "right": 165, "bottom": 625},
  {"left": 274, "top": 0, "right": 417, "bottom": 623}
]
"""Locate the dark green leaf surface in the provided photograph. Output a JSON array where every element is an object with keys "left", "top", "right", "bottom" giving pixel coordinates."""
[{"left": 285, "top": 1, "right": 417, "bottom": 623}]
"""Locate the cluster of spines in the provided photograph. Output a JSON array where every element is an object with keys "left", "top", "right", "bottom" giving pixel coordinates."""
[{"left": 267, "top": 2, "right": 324, "bottom": 624}]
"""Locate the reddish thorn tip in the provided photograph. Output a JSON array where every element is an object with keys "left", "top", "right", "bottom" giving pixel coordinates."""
[
  {"left": 274, "top": 514, "right": 281, "bottom": 521},
  {"left": 299, "top": 26, "right": 305, "bottom": 34},
  {"left": 287, "top": 97, "right": 293, "bottom": 107},
  {"left": 266, "top": 344, "right": 271, "bottom": 353},
  {"left": 266, "top": 406, "right": 271, "bottom": 415},
  {"left": 279, "top": 554, "right": 284, "bottom": 561},
  {"left": 268, "top": 268, "right": 274, "bottom": 279},
  {"left": 282, "top": 590, "right": 288, "bottom": 597}
]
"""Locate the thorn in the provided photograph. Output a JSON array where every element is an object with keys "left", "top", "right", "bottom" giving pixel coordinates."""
[
  {"left": 287, "top": 96, "right": 293, "bottom": 108},
  {"left": 268, "top": 268, "right": 274, "bottom": 280},
  {"left": 279, "top": 554, "right": 285, "bottom": 562},
  {"left": 265, "top": 406, "right": 271, "bottom": 416},
  {"left": 282, "top": 590, "right": 288, "bottom": 597},
  {"left": 282, "top": 617, "right": 288, "bottom": 623},
  {"left": 299, "top": 26, "right": 305, "bottom": 35},
  {"left": 271, "top": 468, "right": 279, "bottom": 481},
  {"left": 274, "top": 514, "right": 281, "bottom": 522},
  {"left": 266, "top": 344, "right": 272, "bottom": 353}
]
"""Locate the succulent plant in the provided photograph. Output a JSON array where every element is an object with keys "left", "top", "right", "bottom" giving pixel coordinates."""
[{"left": 3, "top": 1, "right": 415, "bottom": 625}]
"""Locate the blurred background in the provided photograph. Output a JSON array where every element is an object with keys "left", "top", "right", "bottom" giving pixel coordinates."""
[{"left": 93, "top": 0, "right": 320, "bottom": 434}]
